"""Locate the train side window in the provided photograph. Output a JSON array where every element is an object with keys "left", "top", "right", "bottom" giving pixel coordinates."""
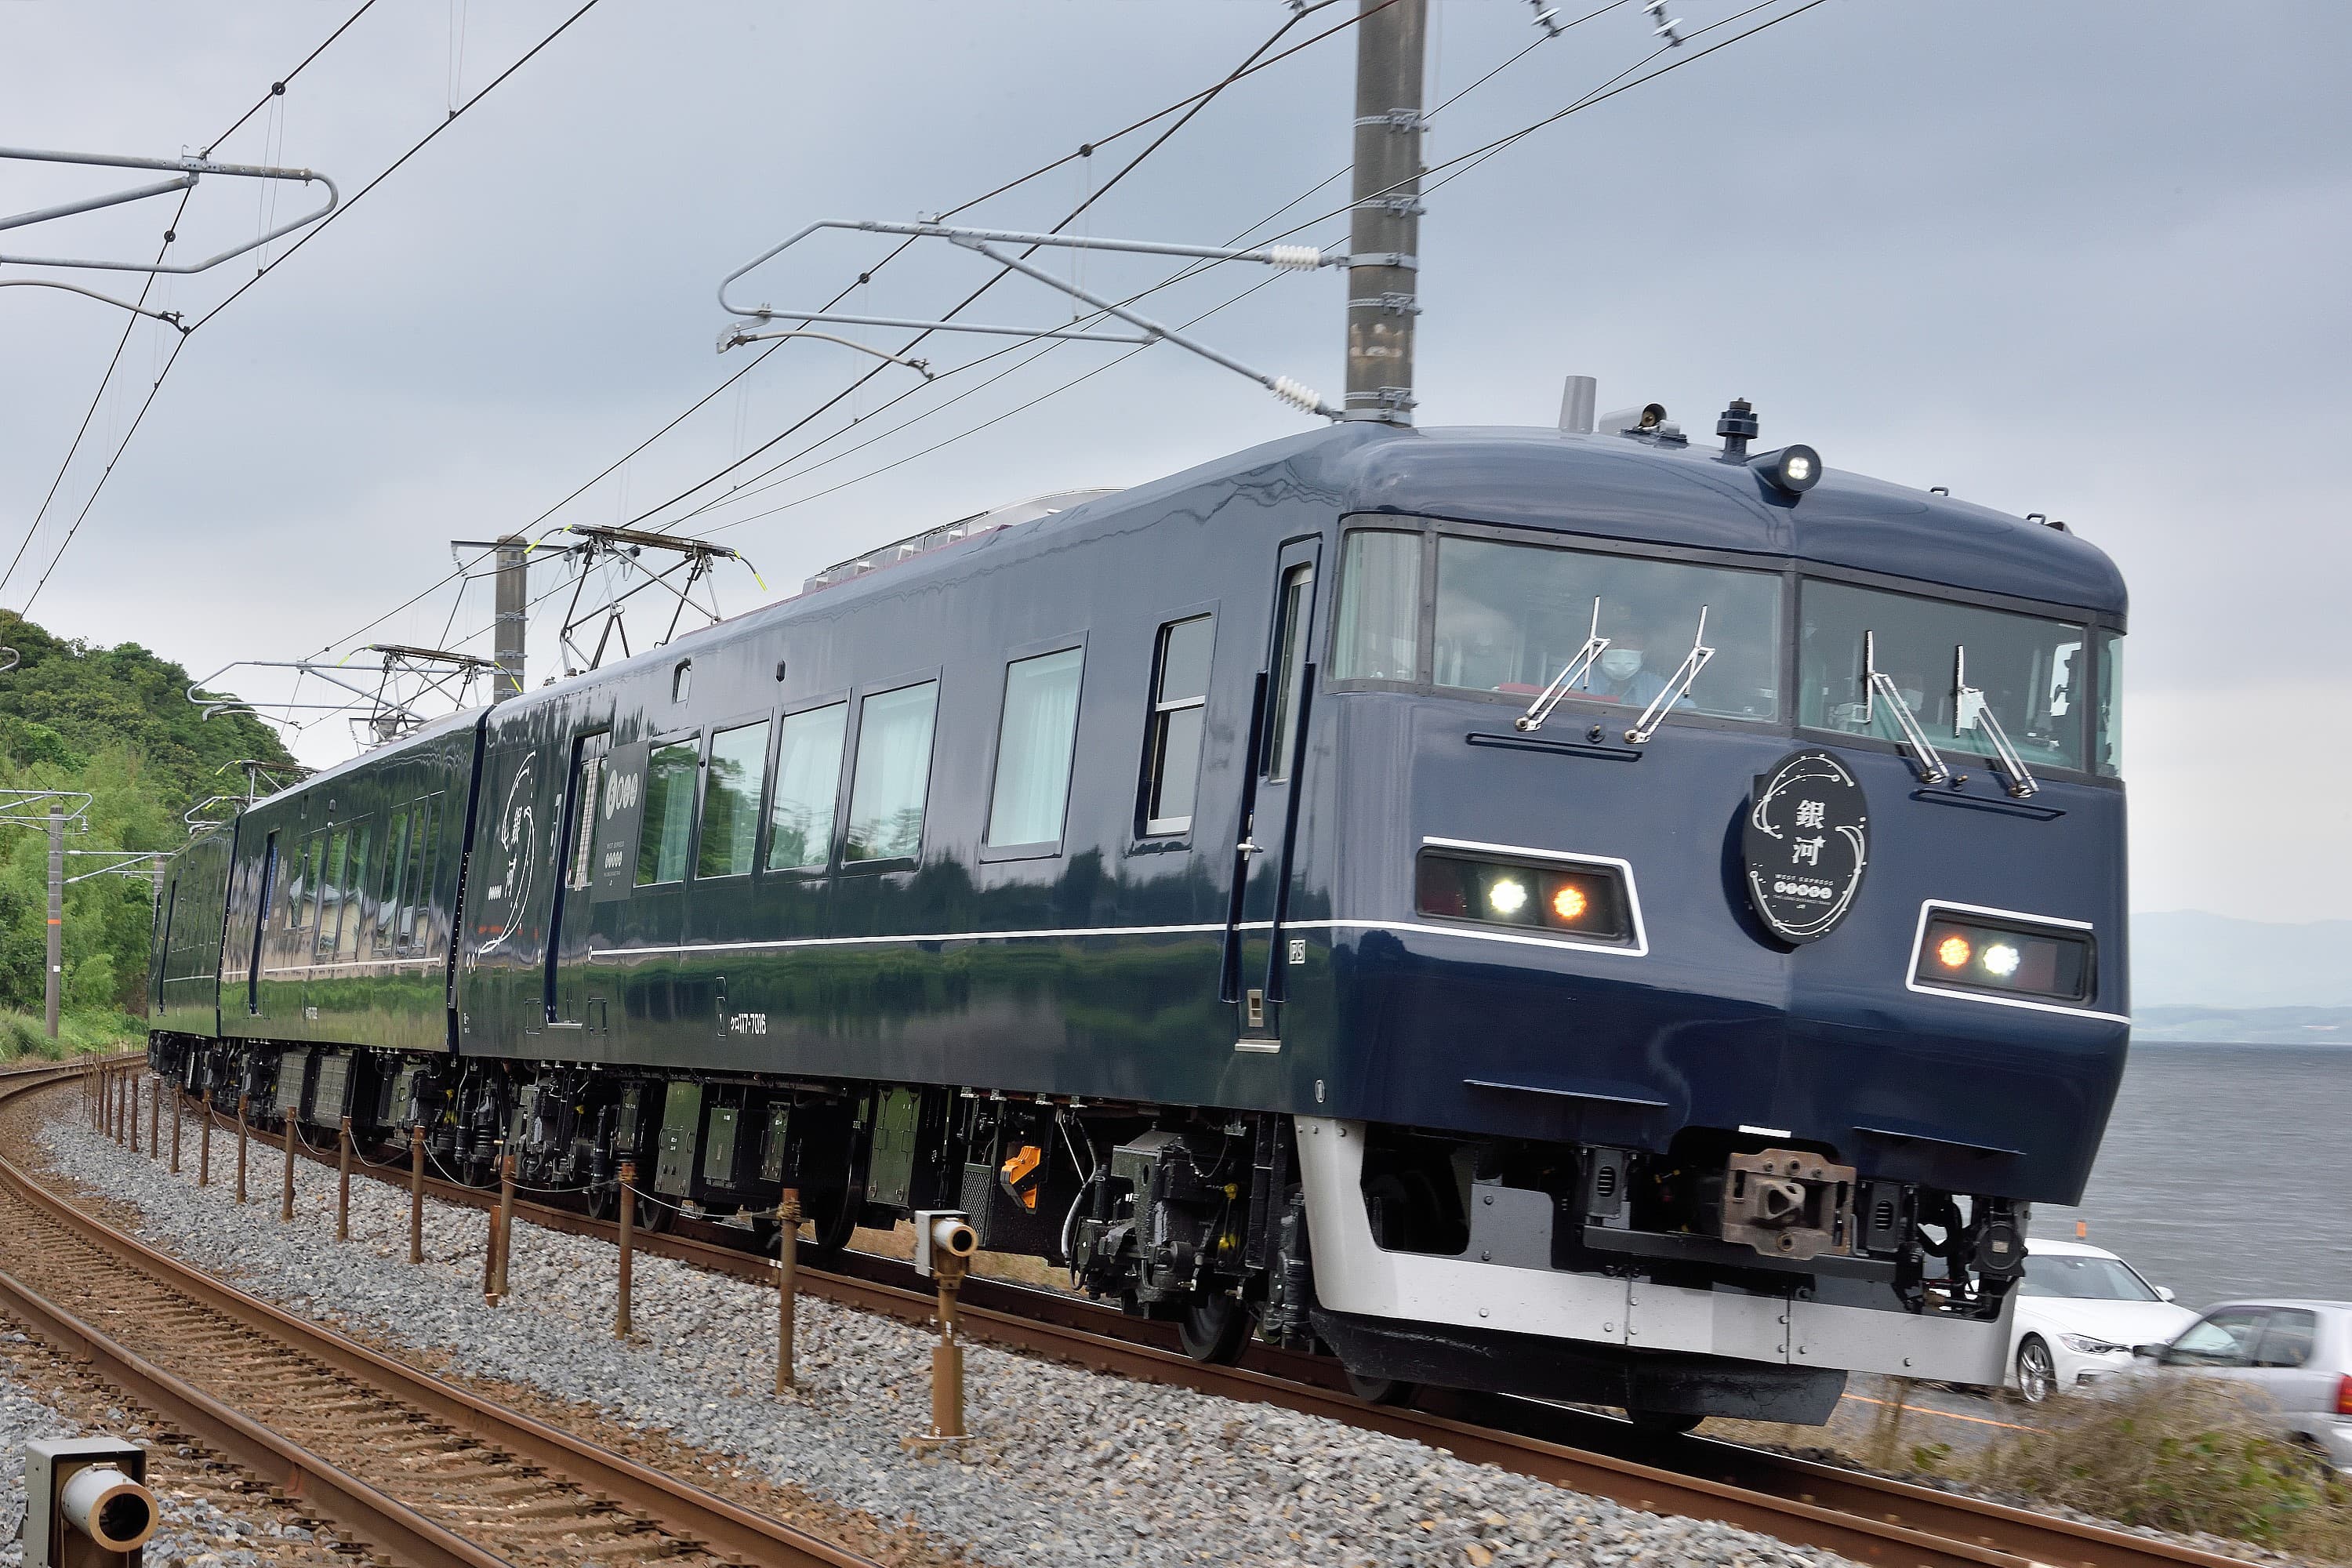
[
  {"left": 1142, "top": 615, "right": 1213, "bottom": 836},
  {"left": 564, "top": 757, "right": 604, "bottom": 891},
  {"left": 635, "top": 739, "right": 702, "bottom": 885},
  {"left": 1332, "top": 530, "right": 1421, "bottom": 681},
  {"left": 844, "top": 681, "right": 938, "bottom": 863},
  {"left": 375, "top": 808, "right": 411, "bottom": 953},
  {"left": 987, "top": 647, "right": 1084, "bottom": 849},
  {"left": 314, "top": 830, "right": 350, "bottom": 957},
  {"left": 672, "top": 661, "right": 693, "bottom": 705},
  {"left": 768, "top": 702, "right": 847, "bottom": 871},
  {"left": 698, "top": 720, "right": 770, "bottom": 879},
  {"left": 398, "top": 800, "right": 436, "bottom": 952},
  {"left": 295, "top": 835, "right": 325, "bottom": 942},
  {"left": 339, "top": 822, "right": 371, "bottom": 960},
  {"left": 1265, "top": 564, "right": 1314, "bottom": 780}
]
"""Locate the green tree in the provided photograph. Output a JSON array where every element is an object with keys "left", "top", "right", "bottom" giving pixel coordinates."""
[{"left": 0, "top": 613, "right": 299, "bottom": 1016}]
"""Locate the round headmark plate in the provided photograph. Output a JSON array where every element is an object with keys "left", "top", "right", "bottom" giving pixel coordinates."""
[{"left": 1744, "top": 750, "right": 1868, "bottom": 943}]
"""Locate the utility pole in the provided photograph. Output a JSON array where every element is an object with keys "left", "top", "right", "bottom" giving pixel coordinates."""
[
  {"left": 494, "top": 535, "right": 528, "bottom": 701},
  {"left": 45, "top": 811, "right": 62, "bottom": 1039},
  {"left": 1345, "top": 0, "right": 1427, "bottom": 425}
]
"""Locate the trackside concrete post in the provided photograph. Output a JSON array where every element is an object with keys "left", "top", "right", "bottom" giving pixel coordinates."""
[
  {"left": 775, "top": 1187, "right": 800, "bottom": 1394},
  {"left": 336, "top": 1116, "right": 353, "bottom": 1242},
  {"left": 615, "top": 1160, "right": 637, "bottom": 1339}
]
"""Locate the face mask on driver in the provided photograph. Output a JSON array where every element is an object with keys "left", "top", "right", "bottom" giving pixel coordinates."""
[{"left": 1598, "top": 648, "right": 1645, "bottom": 682}]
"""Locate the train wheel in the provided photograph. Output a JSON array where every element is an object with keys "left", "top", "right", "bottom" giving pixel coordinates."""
[
  {"left": 1177, "top": 1293, "right": 1251, "bottom": 1365},
  {"left": 1625, "top": 1409, "right": 1704, "bottom": 1436},
  {"left": 797, "top": 1185, "right": 859, "bottom": 1264},
  {"left": 634, "top": 1189, "right": 675, "bottom": 1234},
  {"left": 1344, "top": 1369, "right": 1417, "bottom": 1407}
]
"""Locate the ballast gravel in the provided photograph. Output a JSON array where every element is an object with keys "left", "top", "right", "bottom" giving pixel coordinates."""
[{"left": 38, "top": 1104, "right": 1860, "bottom": 1568}]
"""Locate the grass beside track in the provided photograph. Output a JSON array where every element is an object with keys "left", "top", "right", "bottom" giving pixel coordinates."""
[
  {"left": 0, "top": 1010, "right": 143, "bottom": 1062},
  {"left": 1882, "top": 1377, "right": 2352, "bottom": 1562}
]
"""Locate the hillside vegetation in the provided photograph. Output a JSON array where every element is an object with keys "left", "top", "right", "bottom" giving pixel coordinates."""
[{"left": 0, "top": 612, "right": 296, "bottom": 1037}]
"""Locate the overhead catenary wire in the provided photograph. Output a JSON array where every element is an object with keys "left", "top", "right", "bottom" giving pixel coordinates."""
[
  {"left": 2, "top": 0, "right": 381, "bottom": 606},
  {"left": 301, "top": 2, "right": 1385, "bottom": 666},
  {"left": 641, "top": 0, "right": 1831, "bottom": 553},
  {"left": 295, "top": 0, "right": 1830, "bottom": 729},
  {"left": 606, "top": 0, "right": 1373, "bottom": 546},
  {"left": 8, "top": 0, "right": 602, "bottom": 616}
]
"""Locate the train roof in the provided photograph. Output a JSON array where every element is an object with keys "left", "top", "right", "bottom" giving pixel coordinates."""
[
  {"left": 464, "top": 419, "right": 2129, "bottom": 724},
  {"left": 1078, "top": 423, "right": 2129, "bottom": 621}
]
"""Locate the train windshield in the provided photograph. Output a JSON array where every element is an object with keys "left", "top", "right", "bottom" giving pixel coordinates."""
[
  {"left": 1799, "top": 582, "right": 2089, "bottom": 771},
  {"left": 1371, "top": 533, "right": 1780, "bottom": 718}
]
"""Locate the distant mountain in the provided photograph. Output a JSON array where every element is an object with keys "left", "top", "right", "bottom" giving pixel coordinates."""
[
  {"left": 2132, "top": 1004, "right": 2352, "bottom": 1045},
  {"left": 2130, "top": 911, "right": 2352, "bottom": 1009}
]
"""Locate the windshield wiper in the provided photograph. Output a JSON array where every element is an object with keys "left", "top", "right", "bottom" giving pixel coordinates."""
[
  {"left": 1953, "top": 644, "right": 2038, "bottom": 797},
  {"left": 1513, "top": 597, "right": 1609, "bottom": 733},
  {"left": 1624, "top": 606, "right": 1716, "bottom": 744},
  {"left": 1864, "top": 629, "right": 1951, "bottom": 783}
]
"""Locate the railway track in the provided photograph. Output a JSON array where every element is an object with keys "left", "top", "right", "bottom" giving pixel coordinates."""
[
  {"left": 36, "top": 1059, "right": 2268, "bottom": 1568},
  {"left": 0, "top": 1058, "right": 880, "bottom": 1568}
]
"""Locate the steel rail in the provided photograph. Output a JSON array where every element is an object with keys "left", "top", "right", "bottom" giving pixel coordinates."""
[
  {"left": 0, "top": 1062, "right": 882, "bottom": 1568},
  {"left": 241, "top": 1084, "right": 2263, "bottom": 1568}
]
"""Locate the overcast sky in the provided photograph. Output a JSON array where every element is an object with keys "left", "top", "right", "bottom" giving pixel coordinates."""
[{"left": 3, "top": 2, "right": 2346, "bottom": 921}]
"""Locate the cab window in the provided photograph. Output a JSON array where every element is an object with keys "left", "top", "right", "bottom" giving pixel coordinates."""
[
  {"left": 1432, "top": 535, "right": 1780, "bottom": 720},
  {"left": 1800, "top": 580, "right": 2087, "bottom": 771}
]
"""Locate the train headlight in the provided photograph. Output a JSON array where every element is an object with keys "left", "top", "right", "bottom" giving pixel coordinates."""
[
  {"left": 1749, "top": 444, "right": 1823, "bottom": 495},
  {"left": 1415, "top": 850, "right": 1635, "bottom": 945},
  {"left": 1912, "top": 909, "right": 2095, "bottom": 1005}
]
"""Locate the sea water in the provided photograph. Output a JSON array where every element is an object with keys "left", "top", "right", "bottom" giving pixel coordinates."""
[{"left": 2034, "top": 1042, "right": 2352, "bottom": 1310}]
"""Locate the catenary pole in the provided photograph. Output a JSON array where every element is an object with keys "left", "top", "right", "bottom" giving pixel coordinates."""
[
  {"left": 1344, "top": 0, "right": 1426, "bottom": 425},
  {"left": 493, "top": 535, "right": 527, "bottom": 701},
  {"left": 44, "top": 811, "right": 61, "bottom": 1036}
]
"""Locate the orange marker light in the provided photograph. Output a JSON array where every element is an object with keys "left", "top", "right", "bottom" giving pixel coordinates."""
[
  {"left": 1551, "top": 884, "right": 1588, "bottom": 924},
  {"left": 1936, "top": 934, "right": 1972, "bottom": 969}
]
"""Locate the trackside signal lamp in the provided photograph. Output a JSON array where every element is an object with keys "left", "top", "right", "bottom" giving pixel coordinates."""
[{"left": 1749, "top": 444, "right": 1823, "bottom": 495}]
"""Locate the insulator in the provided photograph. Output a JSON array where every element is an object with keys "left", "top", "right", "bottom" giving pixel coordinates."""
[
  {"left": 1263, "top": 245, "right": 1323, "bottom": 271},
  {"left": 1269, "top": 376, "right": 1323, "bottom": 413}
]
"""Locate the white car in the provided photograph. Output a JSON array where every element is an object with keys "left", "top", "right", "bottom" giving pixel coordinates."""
[
  {"left": 2143, "top": 1300, "right": 2352, "bottom": 1472},
  {"left": 2005, "top": 1238, "right": 2198, "bottom": 1403}
]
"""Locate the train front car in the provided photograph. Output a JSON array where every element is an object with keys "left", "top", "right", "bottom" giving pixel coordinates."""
[{"left": 1295, "top": 411, "right": 2128, "bottom": 1425}]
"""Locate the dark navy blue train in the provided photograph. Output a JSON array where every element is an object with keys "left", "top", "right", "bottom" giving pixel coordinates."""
[{"left": 147, "top": 397, "right": 2129, "bottom": 1428}]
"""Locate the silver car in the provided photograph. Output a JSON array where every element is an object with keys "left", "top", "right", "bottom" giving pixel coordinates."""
[{"left": 2143, "top": 1300, "right": 2352, "bottom": 1472}]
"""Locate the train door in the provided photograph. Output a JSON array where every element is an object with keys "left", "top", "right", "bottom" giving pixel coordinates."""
[
  {"left": 1225, "top": 538, "right": 1321, "bottom": 1050},
  {"left": 546, "top": 730, "right": 612, "bottom": 1033},
  {"left": 245, "top": 832, "right": 278, "bottom": 1018},
  {"left": 151, "top": 873, "right": 177, "bottom": 1017}
]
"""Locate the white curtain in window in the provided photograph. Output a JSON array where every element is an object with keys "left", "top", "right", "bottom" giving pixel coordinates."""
[
  {"left": 1334, "top": 531, "right": 1420, "bottom": 681},
  {"left": 768, "top": 704, "right": 847, "bottom": 869},
  {"left": 987, "top": 648, "right": 1083, "bottom": 846},
  {"left": 846, "top": 683, "right": 938, "bottom": 861}
]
